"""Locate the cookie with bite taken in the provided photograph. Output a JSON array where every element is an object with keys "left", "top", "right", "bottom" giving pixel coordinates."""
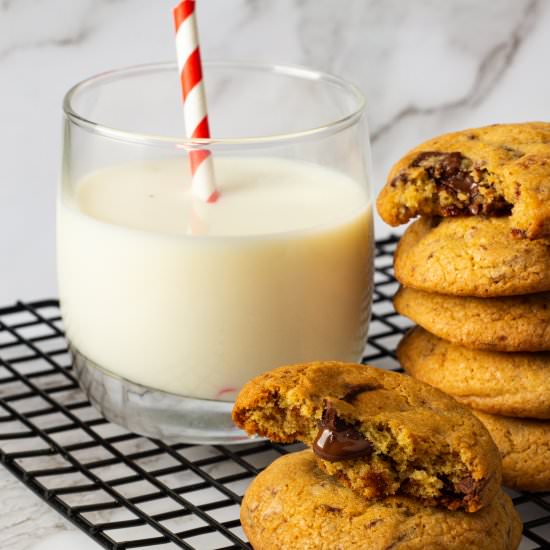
[
  {"left": 377, "top": 122, "right": 550, "bottom": 239},
  {"left": 233, "top": 362, "right": 502, "bottom": 512}
]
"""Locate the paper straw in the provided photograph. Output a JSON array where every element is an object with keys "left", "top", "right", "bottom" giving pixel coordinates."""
[{"left": 173, "top": 0, "right": 219, "bottom": 203}]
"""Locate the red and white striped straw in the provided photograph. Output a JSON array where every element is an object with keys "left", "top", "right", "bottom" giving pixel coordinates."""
[{"left": 173, "top": 0, "right": 219, "bottom": 203}]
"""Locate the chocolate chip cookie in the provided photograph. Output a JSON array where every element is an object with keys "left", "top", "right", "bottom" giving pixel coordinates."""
[
  {"left": 398, "top": 327, "right": 550, "bottom": 419},
  {"left": 232, "top": 362, "right": 501, "bottom": 512},
  {"left": 394, "top": 287, "right": 550, "bottom": 351},
  {"left": 473, "top": 411, "right": 550, "bottom": 492},
  {"left": 377, "top": 122, "right": 550, "bottom": 239},
  {"left": 241, "top": 450, "right": 522, "bottom": 550},
  {"left": 394, "top": 216, "right": 550, "bottom": 296}
]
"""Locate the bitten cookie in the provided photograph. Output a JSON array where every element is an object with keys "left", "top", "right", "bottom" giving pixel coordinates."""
[
  {"left": 398, "top": 327, "right": 550, "bottom": 419},
  {"left": 241, "top": 450, "right": 522, "bottom": 550},
  {"left": 233, "top": 362, "right": 501, "bottom": 512},
  {"left": 394, "top": 287, "right": 550, "bottom": 352},
  {"left": 473, "top": 411, "right": 550, "bottom": 492},
  {"left": 377, "top": 122, "right": 550, "bottom": 239},
  {"left": 394, "top": 216, "right": 550, "bottom": 297}
]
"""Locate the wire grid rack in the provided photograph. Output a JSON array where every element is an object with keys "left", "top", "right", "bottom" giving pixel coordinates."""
[{"left": 0, "top": 236, "right": 549, "bottom": 550}]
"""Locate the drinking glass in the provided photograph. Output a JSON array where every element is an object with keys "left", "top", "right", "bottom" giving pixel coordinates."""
[{"left": 58, "top": 61, "right": 374, "bottom": 443}]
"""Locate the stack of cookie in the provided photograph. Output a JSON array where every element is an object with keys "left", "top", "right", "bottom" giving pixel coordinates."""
[
  {"left": 233, "top": 362, "right": 522, "bottom": 549},
  {"left": 377, "top": 122, "right": 550, "bottom": 493}
]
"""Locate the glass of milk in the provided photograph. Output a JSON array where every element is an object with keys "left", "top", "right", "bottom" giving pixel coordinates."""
[{"left": 58, "top": 62, "right": 374, "bottom": 443}]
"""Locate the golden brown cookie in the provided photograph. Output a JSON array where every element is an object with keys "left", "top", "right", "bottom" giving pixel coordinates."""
[
  {"left": 394, "top": 216, "right": 550, "bottom": 297},
  {"left": 398, "top": 327, "right": 550, "bottom": 419},
  {"left": 241, "top": 450, "right": 522, "bottom": 550},
  {"left": 472, "top": 411, "right": 550, "bottom": 492},
  {"left": 233, "top": 362, "right": 501, "bottom": 512},
  {"left": 394, "top": 287, "right": 550, "bottom": 351},
  {"left": 377, "top": 122, "right": 550, "bottom": 239}
]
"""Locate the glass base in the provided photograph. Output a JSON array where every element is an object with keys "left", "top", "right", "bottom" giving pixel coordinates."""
[{"left": 71, "top": 345, "right": 254, "bottom": 444}]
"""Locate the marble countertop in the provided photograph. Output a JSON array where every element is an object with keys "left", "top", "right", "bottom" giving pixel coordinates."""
[
  {"left": 1, "top": 469, "right": 96, "bottom": 550},
  {"left": 2, "top": 0, "right": 550, "bottom": 548}
]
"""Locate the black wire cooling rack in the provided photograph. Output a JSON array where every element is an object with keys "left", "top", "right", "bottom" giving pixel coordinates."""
[{"left": 1, "top": 236, "right": 549, "bottom": 549}]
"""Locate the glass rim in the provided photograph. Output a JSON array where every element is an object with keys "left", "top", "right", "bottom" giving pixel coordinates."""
[{"left": 62, "top": 60, "right": 366, "bottom": 147}]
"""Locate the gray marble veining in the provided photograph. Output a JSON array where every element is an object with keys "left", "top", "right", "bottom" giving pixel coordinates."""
[
  {"left": 1, "top": 1, "right": 550, "bottom": 547},
  {"left": 1, "top": 0, "right": 549, "bottom": 303}
]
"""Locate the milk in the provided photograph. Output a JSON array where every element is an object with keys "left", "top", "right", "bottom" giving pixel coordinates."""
[{"left": 57, "top": 157, "right": 373, "bottom": 400}]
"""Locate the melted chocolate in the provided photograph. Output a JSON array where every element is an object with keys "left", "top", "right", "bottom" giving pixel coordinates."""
[
  {"left": 313, "top": 402, "right": 373, "bottom": 461},
  {"left": 409, "top": 151, "right": 512, "bottom": 216},
  {"left": 437, "top": 473, "right": 487, "bottom": 510},
  {"left": 457, "top": 474, "right": 488, "bottom": 506},
  {"left": 411, "top": 151, "right": 476, "bottom": 195},
  {"left": 456, "top": 475, "right": 476, "bottom": 495}
]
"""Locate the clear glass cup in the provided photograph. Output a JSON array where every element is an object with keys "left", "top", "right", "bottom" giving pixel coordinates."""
[{"left": 58, "top": 62, "right": 374, "bottom": 444}]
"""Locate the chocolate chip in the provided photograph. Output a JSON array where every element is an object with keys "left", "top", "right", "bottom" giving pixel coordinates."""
[
  {"left": 341, "top": 384, "right": 379, "bottom": 403},
  {"left": 518, "top": 156, "right": 538, "bottom": 168},
  {"left": 500, "top": 145, "right": 525, "bottom": 159},
  {"left": 470, "top": 204, "right": 481, "bottom": 216},
  {"left": 400, "top": 508, "right": 415, "bottom": 518},
  {"left": 364, "top": 471, "right": 389, "bottom": 495},
  {"left": 411, "top": 151, "right": 475, "bottom": 195},
  {"left": 438, "top": 474, "right": 460, "bottom": 500},
  {"left": 389, "top": 173, "right": 408, "bottom": 188},
  {"left": 456, "top": 474, "right": 489, "bottom": 507},
  {"left": 481, "top": 197, "right": 512, "bottom": 216},
  {"left": 312, "top": 402, "right": 373, "bottom": 462},
  {"left": 321, "top": 403, "right": 350, "bottom": 431},
  {"left": 384, "top": 533, "right": 408, "bottom": 550},
  {"left": 456, "top": 475, "right": 475, "bottom": 494},
  {"left": 365, "top": 519, "right": 383, "bottom": 529},
  {"left": 410, "top": 151, "right": 512, "bottom": 216},
  {"left": 446, "top": 173, "right": 477, "bottom": 195},
  {"left": 441, "top": 205, "right": 465, "bottom": 216},
  {"left": 318, "top": 504, "right": 341, "bottom": 513},
  {"left": 511, "top": 228, "right": 527, "bottom": 239}
]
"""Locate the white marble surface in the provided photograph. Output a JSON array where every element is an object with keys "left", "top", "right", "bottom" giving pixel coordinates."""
[
  {"left": 1, "top": 0, "right": 550, "bottom": 548},
  {"left": 1, "top": 470, "right": 96, "bottom": 549}
]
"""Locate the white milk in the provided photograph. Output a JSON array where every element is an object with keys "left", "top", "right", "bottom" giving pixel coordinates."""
[{"left": 57, "top": 157, "right": 373, "bottom": 400}]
